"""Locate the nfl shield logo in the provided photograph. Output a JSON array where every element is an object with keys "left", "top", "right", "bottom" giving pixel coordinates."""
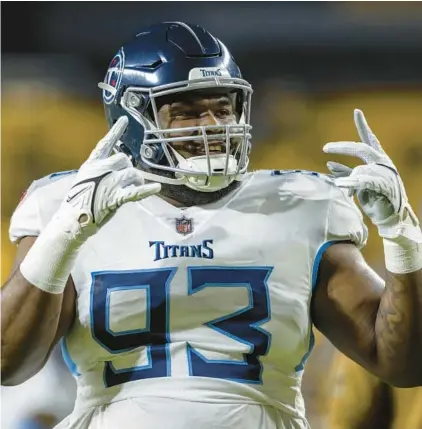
[{"left": 175, "top": 216, "right": 193, "bottom": 235}]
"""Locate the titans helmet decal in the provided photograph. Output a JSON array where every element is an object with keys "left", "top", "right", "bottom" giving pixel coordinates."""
[{"left": 103, "top": 48, "right": 125, "bottom": 105}]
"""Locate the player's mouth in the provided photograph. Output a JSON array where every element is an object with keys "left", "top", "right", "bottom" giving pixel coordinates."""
[{"left": 173, "top": 141, "right": 228, "bottom": 157}]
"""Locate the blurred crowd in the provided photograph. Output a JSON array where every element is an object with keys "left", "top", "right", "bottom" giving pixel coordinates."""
[{"left": 2, "top": 2, "right": 422, "bottom": 428}]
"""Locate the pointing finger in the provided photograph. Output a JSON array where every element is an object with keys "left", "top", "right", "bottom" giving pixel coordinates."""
[
  {"left": 354, "top": 109, "right": 383, "bottom": 152},
  {"left": 88, "top": 116, "right": 129, "bottom": 161}
]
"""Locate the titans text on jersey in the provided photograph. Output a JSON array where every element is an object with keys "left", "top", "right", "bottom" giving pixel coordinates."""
[{"left": 149, "top": 239, "right": 214, "bottom": 261}]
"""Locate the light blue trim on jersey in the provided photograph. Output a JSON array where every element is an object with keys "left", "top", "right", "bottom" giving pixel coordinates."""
[
  {"left": 187, "top": 280, "right": 254, "bottom": 366},
  {"left": 49, "top": 169, "right": 78, "bottom": 179},
  {"left": 24, "top": 169, "right": 78, "bottom": 199},
  {"left": 295, "top": 240, "right": 343, "bottom": 372},
  {"left": 312, "top": 240, "right": 351, "bottom": 290},
  {"left": 106, "top": 353, "right": 153, "bottom": 374},
  {"left": 90, "top": 268, "right": 175, "bottom": 355},
  {"left": 102, "top": 349, "right": 154, "bottom": 387},
  {"left": 105, "top": 285, "right": 151, "bottom": 336},
  {"left": 164, "top": 269, "right": 173, "bottom": 378},
  {"left": 270, "top": 169, "right": 321, "bottom": 177},
  {"left": 186, "top": 266, "right": 273, "bottom": 384},
  {"left": 187, "top": 267, "right": 272, "bottom": 358},
  {"left": 295, "top": 330, "right": 315, "bottom": 372},
  {"left": 312, "top": 240, "right": 338, "bottom": 290},
  {"left": 60, "top": 337, "right": 80, "bottom": 376},
  {"left": 186, "top": 346, "right": 265, "bottom": 385},
  {"left": 90, "top": 267, "right": 176, "bottom": 384}
]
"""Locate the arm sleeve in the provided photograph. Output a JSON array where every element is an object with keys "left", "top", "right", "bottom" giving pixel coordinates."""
[{"left": 326, "top": 185, "right": 368, "bottom": 249}]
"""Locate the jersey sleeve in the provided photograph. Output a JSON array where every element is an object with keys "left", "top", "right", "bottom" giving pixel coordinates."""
[
  {"left": 9, "top": 182, "right": 43, "bottom": 243},
  {"left": 249, "top": 169, "right": 368, "bottom": 249},
  {"left": 9, "top": 171, "right": 76, "bottom": 244},
  {"left": 326, "top": 185, "right": 368, "bottom": 249}
]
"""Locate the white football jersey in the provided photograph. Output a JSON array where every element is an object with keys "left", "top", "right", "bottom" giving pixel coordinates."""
[{"left": 10, "top": 169, "right": 367, "bottom": 429}]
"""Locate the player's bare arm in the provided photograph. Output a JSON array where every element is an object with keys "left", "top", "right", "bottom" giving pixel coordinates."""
[
  {"left": 1, "top": 118, "right": 161, "bottom": 385},
  {"left": 313, "top": 243, "right": 422, "bottom": 387},
  {"left": 313, "top": 110, "right": 422, "bottom": 387},
  {"left": 1, "top": 236, "right": 76, "bottom": 385}
]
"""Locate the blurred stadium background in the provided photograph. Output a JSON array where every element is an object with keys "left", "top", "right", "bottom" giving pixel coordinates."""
[{"left": 2, "top": 2, "right": 422, "bottom": 428}]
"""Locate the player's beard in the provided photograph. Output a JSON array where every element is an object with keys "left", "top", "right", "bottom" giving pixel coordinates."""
[
  {"left": 139, "top": 164, "right": 241, "bottom": 207},
  {"left": 160, "top": 180, "right": 241, "bottom": 207}
]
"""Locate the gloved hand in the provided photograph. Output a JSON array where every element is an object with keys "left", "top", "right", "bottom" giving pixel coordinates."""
[
  {"left": 323, "top": 109, "right": 421, "bottom": 245},
  {"left": 62, "top": 116, "right": 161, "bottom": 237},
  {"left": 19, "top": 117, "right": 161, "bottom": 293}
]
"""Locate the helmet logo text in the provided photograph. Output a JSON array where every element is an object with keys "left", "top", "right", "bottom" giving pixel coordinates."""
[{"left": 200, "top": 68, "right": 222, "bottom": 77}]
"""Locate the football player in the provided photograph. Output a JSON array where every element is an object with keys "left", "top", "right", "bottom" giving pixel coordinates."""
[{"left": 2, "top": 22, "right": 422, "bottom": 429}]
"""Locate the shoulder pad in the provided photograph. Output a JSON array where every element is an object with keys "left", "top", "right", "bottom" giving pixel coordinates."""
[
  {"left": 21, "top": 170, "right": 77, "bottom": 203},
  {"left": 270, "top": 169, "right": 335, "bottom": 182},
  {"left": 10, "top": 170, "right": 77, "bottom": 243},
  {"left": 271, "top": 169, "right": 321, "bottom": 177}
]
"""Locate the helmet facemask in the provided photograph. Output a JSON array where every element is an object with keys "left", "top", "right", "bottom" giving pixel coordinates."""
[{"left": 116, "top": 74, "right": 253, "bottom": 192}]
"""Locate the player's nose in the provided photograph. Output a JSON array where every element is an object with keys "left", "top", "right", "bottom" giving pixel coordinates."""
[{"left": 199, "top": 110, "right": 219, "bottom": 127}]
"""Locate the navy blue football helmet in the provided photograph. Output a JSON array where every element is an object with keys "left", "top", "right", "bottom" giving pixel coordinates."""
[{"left": 98, "top": 22, "right": 252, "bottom": 192}]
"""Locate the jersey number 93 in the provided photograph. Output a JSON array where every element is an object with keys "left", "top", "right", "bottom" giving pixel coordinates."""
[{"left": 90, "top": 266, "right": 273, "bottom": 388}]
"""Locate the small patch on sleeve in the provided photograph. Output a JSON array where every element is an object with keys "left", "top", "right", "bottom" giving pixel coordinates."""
[{"left": 271, "top": 169, "right": 321, "bottom": 177}]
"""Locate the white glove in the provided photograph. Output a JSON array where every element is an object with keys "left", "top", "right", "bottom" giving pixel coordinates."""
[
  {"left": 324, "top": 109, "right": 421, "bottom": 244},
  {"left": 61, "top": 116, "right": 161, "bottom": 237},
  {"left": 323, "top": 109, "right": 422, "bottom": 273},
  {"left": 20, "top": 117, "right": 161, "bottom": 293}
]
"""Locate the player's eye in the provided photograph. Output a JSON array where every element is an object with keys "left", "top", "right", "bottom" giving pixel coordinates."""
[
  {"left": 216, "top": 108, "right": 232, "bottom": 118},
  {"left": 173, "top": 110, "right": 197, "bottom": 120}
]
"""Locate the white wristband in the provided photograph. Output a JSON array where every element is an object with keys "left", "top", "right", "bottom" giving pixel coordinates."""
[
  {"left": 383, "top": 238, "right": 422, "bottom": 274},
  {"left": 20, "top": 210, "right": 87, "bottom": 294}
]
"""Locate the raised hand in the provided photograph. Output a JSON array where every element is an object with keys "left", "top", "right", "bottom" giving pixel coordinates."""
[
  {"left": 64, "top": 116, "right": 161, "bottom": 229},
  {"left": 323, "top": 109, "right": 420, "bottom": 243}
]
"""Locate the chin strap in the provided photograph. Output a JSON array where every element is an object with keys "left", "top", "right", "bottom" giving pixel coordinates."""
[
  {"left": 139, "top": 168, "right": 244, "bottom": 189},
  {"left": 139, "top": 145, "right": 244, "bottom": 190},
  {"left": 140, "top": 169, "right": 243, "bottom": 185},
  {"left": 140, "top": 170, "right": 187, "bottom": 185}
]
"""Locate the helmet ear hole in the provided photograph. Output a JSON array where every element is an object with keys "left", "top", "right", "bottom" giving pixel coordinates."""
[
  {"left": 141, "top": 144, "right": 158, "bottom": 160},
  {"left": 128, "top": 93, "right": 142, "bottom": 108},
  {"left": 141, "top": 144, "right": 165, "bottom": 164}
]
